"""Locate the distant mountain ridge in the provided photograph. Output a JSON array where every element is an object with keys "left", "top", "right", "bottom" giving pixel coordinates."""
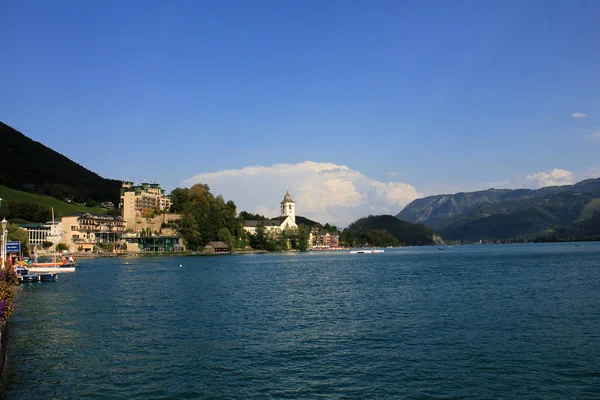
[
  {"left": 0, "top": 121, "right": 121, "bottom": 203},
  {"left": 396, "top": 178, "right": 600, "bottom": 241}
]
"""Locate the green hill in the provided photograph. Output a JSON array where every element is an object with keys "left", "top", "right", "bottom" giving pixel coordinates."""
[
  {"left": 0, "top": 184, "right": 108, "bottom": 221},
  {"left": 345, "top": 215, "right": 444, "bottom": 246},
  {"left": 0, "top": 121, "right": 122, "bottom": 203}
]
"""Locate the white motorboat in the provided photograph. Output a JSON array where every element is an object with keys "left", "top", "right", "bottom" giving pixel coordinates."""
[{"left": 349, "top": 249, "right": 384, "bottom": 254}]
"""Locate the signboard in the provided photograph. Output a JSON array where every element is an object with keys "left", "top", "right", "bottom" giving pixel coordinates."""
[{"left": 5, "top": 241, "right": 21, "bottom": 253}]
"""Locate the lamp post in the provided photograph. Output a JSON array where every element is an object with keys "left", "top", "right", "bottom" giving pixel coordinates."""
[{"left": 1, "top": 218, "right": 7, "bottom": 269}]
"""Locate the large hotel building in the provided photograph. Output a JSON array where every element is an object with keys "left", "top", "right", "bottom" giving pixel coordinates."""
[{"left": 119, "top": 181, "right": 172, "bottom": 231}]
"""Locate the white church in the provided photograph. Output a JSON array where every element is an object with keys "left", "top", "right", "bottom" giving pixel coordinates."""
[{"left": 242, "top": 189, "right": 298, "bottom": 235}]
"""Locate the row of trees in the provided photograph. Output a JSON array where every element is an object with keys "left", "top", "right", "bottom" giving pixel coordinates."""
[{"left": 2, "top": 201, "right": 51, "bottom": 223}]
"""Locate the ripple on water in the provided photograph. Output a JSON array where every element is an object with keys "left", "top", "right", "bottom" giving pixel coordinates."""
[{"left": 6, "top": 243, "right": 600, "bottom": 399}]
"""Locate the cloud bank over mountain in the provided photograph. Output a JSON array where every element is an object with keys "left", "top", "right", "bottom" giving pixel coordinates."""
[
  {"left": 181, "top": 161, "right": 421, "bottom": 226},
  {"left": 526, "top": 168, "right": 575, "bottom": 188}
]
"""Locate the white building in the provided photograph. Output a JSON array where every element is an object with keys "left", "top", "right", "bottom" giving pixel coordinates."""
[
  {"left": 19, "top": 221, "right": 62, "bottom": 248},
  {"left": 243, "top": 189, "right": 297, "bottom": 235}
]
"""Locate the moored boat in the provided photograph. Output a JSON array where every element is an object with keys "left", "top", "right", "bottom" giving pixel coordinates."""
[
  {"left": 349, "top": 249, "right": 384, "bottom": 254},
  {"left": 39, "top": 273, "right": 58, "bottom": 282},
  {"left": 26, "top": 266, "right": 76, "bottom": 273},
  {"left": 21, "top": 274, "right": 41, "bottom": 283}
]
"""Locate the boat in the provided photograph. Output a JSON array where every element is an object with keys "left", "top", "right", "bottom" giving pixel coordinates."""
[
  {"left": 39, "top": 273, "right": 58, "bottom": 282},
  {"left": 21, "top": 274, "right": 41, "bottom": 283},
  {"left": 26, "top": 207, "right": 77, "bottom": 274},
  {"left": 26, "top": 266, "right": 76, "bottom": 273},
  {"left": 30, "top": 260, "right": 70, "bottom": 267},
  {"left": 349, "top": 249, "right": 384, "bottom": 254}
]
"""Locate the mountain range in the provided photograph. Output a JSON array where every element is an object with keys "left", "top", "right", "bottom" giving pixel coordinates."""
[{"left": 396, "top": 179, "right": 600, "bottom": 241}]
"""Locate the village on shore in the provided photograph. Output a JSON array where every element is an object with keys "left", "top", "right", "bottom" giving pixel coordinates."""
[{"left": 17, "top": 181, "right": 343, "bottom": 257}]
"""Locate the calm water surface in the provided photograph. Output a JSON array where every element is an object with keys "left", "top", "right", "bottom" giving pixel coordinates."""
[{"left": 6, "top": 243, "right": 600, "bottom": 399}]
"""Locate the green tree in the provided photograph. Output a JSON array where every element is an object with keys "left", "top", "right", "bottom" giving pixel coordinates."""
[
  {"left": 296, "top": 225, "right": 310, "bottom": 251},
  {"left": 7, "top": 223, "right": 29, "bottom": 248},
  {"left": 169, "top": 188, "right": 190, "bottom": 213},
  {"left": 85, "top": 198, "right": 98, "bottom": 207},
  {"left": 217, "top": 227, "right": 234, "bottom": 251},
  {"left": 250, "top": 223, "right": 267, "bottom": 250},
  {"left": 56, "top": 243, "right": 69, "bottom": 251},
  {"left": 0, "top": 200, "right": 9, "bottom": 219}
]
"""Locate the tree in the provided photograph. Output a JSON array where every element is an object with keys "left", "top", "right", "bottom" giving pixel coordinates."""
[
  {"left": 296, "top": 225, "right": 310, "bottom": 251},
  {"left": 56, "top": 243, "right": 69, "bottom": 251},
  {"left": 179, "top": 211, "right": 202, "bottom": 250},
  {"left": 7, "top": 224, "right": 29, "bottom": 248},
  {"left": 169, "top": 188, "right": 190, "bottom": 213},
  {"left": 175, "top": 183, "right": 241, "bottom": 249},
  {"left": 217, "top": 227, "right": 233, "bottom": 250},
  {"left": 85, "top": 198, "right": 98, "bottom": 207},
  {"left": 0, "top": 200, "right": 9, "bottom": 219},
  {"left": 250, "top": 223, "right": 267, "bottom": 250},
  {"left": 6, "top": 201, "right": 51, "bottom": 223}
]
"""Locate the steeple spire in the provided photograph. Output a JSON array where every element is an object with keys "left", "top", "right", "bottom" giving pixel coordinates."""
[{"left": 280, "top": 188, "right": 296, "bottom": 222}]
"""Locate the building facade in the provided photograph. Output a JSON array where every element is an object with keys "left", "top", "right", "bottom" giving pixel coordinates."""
[
  {"left": 120, "top": 181, "right": 172, "bottom": 231},
  {"left": 309, "top": 229, "right": 340, "bottom": 249},
  {"left": 19, "top": 221, "right": 62, "bottom": 248},
  {"left": 61, "top": 213, "right": 127, "bottom": 252},
  {"left": 122, "top": 235, "right": 184, "bottom": 252}
]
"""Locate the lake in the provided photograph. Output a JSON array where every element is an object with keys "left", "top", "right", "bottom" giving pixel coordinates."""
[{"left": 6, "top": 243, "right": 600, "bottom": 399}]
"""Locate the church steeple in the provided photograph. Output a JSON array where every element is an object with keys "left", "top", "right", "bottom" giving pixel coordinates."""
[{"left": 280, "top": 188, "right": 295, "bottom": 222}]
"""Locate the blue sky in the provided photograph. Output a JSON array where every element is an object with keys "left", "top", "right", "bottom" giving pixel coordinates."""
[{"left": 2, "top": 1, "right": 599, "bottom": 224}]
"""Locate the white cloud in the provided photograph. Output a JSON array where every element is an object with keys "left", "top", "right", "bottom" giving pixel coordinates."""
[
  {"left": 586, "top": 132, "right": 600, "bottom": 144},
  {"left": 181, "top": 161, "right": 422, "bottom": 226},
  {"left": 526, "top": 168, "right": 575, "bottom": 188},
  {"left": 572, "top": 112, "right": 588, "bottom": 118},
  {"left": 386, "top": 171, "right": 398, "bottom": 176}
]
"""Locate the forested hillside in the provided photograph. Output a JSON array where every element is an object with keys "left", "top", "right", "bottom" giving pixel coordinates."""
[
  {"left": 343, "top": 215, "right": 444, "bottom": 246},
  {"left": 0, "top": 121, "right": 121, "bottom": 203},
  {"left": 396, "top": 178, "right": 600, "bottom": 241}
]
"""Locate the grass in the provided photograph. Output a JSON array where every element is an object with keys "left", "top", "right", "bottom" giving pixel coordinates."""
[{"left": 0, "top": 184, "right": 109, "bottom": 217}]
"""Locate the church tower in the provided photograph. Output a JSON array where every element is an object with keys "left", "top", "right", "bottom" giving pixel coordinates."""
[{"left": 280, "top": 188, "right": 295, "bottom": 223}]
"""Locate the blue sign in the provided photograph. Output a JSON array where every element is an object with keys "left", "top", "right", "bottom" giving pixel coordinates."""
[{"left": 5, "top": 241, "right": 20, "bottom": 253}]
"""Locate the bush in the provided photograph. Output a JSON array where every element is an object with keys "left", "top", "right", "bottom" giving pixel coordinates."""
[
  {"left": 56, "top": 243, "right": 69, "bottom": 251},
  {"left": 0, "top": 265, "right": 18, "bottom": 323}
]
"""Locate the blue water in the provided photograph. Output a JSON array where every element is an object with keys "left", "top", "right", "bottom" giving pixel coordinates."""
[{"left": 6, "top": 243, "right": 600, "bottom": 399}]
